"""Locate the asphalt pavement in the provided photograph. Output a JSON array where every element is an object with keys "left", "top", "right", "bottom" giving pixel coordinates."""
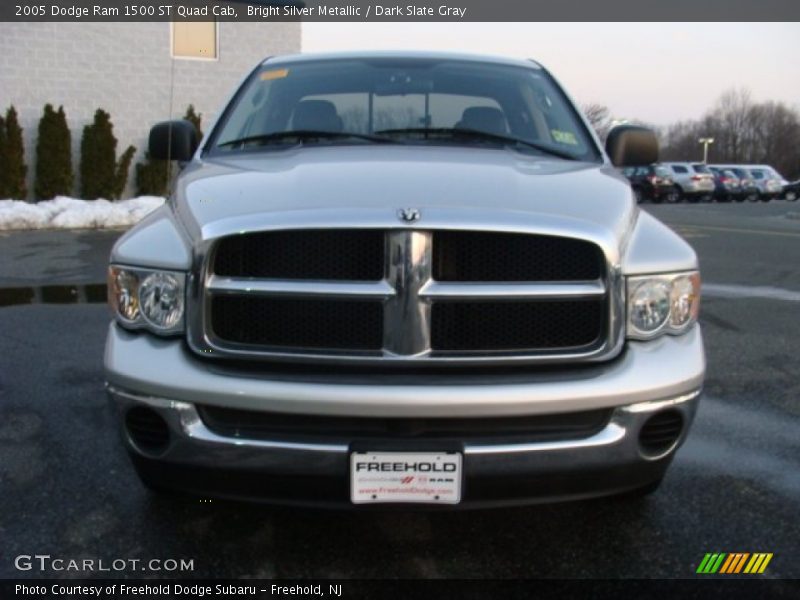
[{"left": 0, "top": 202, "right": 798, "bottom": 580}]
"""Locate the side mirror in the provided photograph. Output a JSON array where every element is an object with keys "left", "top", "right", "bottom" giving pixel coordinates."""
[
  {"left": 605, "top": 125, "right": 658, "bottom": 167},
  {"left": 148, "top": 120, "right": 199, "bottom": 161}
]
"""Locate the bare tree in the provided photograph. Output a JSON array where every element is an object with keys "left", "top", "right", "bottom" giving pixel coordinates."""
[
  {"left": 658, "top": 87, "right": 800, "bottom": 178},
  {"left": 582, "top": 103, "right": 612, "bottom": 140},
  {"left": 717, "top": 88, "right": 753, "bottom": 162}
]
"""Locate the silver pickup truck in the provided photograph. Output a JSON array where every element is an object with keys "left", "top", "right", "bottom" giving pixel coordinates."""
[{"left": 104, "top": 51, "right": 704, "bottom": 507}]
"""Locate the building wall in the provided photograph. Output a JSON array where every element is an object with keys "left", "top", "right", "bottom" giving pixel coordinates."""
[{"left": 0, "top": 22, "right": 301, "bottom": 199}]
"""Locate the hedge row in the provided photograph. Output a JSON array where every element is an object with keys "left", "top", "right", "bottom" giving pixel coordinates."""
[{"left": 0, "top": 104, "right": 202, "bottom": 201}]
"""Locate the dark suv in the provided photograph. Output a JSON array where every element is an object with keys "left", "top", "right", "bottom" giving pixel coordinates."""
[
  {"left": 708, "top": 167, "right": 745, "bottom": 202},
  {"left": 726, "top": 167, "right": 760, "bottom": 202},
  {"left": 621, "top": 165, "right": 680, "bottom": 203}
]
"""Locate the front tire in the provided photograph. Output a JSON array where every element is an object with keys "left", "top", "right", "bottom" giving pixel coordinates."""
[{"left": 665, "top": 188, "right": 680, "bottom": 203}]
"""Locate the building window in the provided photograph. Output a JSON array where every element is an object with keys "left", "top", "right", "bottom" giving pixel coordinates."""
[{"left": 172, "top": 22, "right": 218, "bottom": 60}]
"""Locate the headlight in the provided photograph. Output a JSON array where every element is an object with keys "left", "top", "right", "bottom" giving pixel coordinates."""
[
  {"left": 627, "top": 271, "right": 700, "bottom": 340},
  {"left": 108, "top": 268, "right": 140, "bottom": 323},
  {"left": 108, "top": 266, "right": 185, "bottom": 334},
  {"left": 629, "top": 280, "right": 671, "bottom": 334},
  {"left": 139, "top": 272, "right": 184, "bottom": 330}
]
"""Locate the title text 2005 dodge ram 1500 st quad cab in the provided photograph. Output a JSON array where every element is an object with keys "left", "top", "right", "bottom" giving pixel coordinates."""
[{"left": 104, "top": 51, "right": 704, "bottom": 507}]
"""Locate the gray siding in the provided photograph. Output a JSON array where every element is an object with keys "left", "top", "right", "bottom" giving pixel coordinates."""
[{"left": 0, "top": 22, "right": 300, "bottom": 199}]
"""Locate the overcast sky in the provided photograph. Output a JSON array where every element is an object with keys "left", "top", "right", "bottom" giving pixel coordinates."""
[{"left": 303, "top": 22, "right": 800, "bottom": 126}]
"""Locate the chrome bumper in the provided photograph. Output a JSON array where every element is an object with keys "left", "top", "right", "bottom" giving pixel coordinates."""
[
  {"left": 105, "top": 322, "right": 704, "bottom": 505},
  {"left": 111, "top": 384, "right": 699, "bottom": 464},
  {"left": 104, "top": 323, "right": 705, "bottom": 418},
  {"left": 109, "top": 384, "right": 700, "bottom": 506}
]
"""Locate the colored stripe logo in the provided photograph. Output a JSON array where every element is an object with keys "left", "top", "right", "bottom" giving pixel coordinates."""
[{"left": 696, "top": 553, "right": 773, "bottom": 574}]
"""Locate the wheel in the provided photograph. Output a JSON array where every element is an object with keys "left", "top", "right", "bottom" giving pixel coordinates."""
[
  {"left": 787, "top": 191, "right": 797, "bottom": 202},
  {"left": 665, "top": 189, "right": 680, "bottom": 203},
  {"left": 633, "top": 188, "right": 644, "bottom": 204},
  {"left": 747, "top": 192, "right": 759, "bottom": 202},
  {"left": 673, "top": 187, "right": 685, "bottom": 203}
]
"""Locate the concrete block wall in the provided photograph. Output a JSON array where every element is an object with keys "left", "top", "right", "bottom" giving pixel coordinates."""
[{"left": 0, "top": 22, "right": 300, "bottom": 199}]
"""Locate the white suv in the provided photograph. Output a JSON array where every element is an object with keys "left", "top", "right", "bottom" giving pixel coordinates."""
[{"left": 661, "top": 162, "right": 715, "bottom": 202}]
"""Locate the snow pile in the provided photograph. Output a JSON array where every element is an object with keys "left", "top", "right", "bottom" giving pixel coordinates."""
[{"left": 0, "top": 196, "right": 164, "bottom": 231}]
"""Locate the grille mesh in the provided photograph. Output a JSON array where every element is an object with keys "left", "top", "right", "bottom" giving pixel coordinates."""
[
  {"left": 433, "top": 231, "right": 603, "bottom": 282},
  {"left": 214, "top": 229, "right": 385, "bottom": 280},
  {"left": 211, "top": 296, "right": 383, "bottom": 351},
  {"left": 198, "top": 405, "right": 613, "bottom": 443},
  {"left": 431, "top": 299, "right": 605, "bottom": 352}
]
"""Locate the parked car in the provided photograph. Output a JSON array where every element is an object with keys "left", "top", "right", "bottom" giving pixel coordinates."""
[
  {"left": 782, "top": 180, "right": 799, "bottom": 201},
  {"left": 749, "top": 164, "right": 789, "bottom": 194},
  {"left": 748, "top": 168, "right": 782, "bottom": 201},
  {"left": 620, "top": 164, "right": 680, "bottom": 203},
  {"left": 661, "top": 162, "right": 715, "bottom": 202},
  {"left": 104, "top": 51, "right": 704, "bottom": 507},
  {"left": 708, "top": 167, "right": 746, "bottom": 202},
  {"left": 712, "top": 165, "right": 760, "bottom": 202}
]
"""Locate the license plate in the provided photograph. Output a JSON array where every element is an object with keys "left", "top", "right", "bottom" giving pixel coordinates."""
[{"left": 350, "top": 452, "right": 462, "bottom": 504}]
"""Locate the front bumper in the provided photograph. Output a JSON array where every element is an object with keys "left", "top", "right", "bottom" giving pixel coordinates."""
[
  {"left": 113, "top": 386, "right": 699, "bottom": 507},
  {"left": 105, "top": 323, "right": 704, "bottom": 417},
  {"left": 105, "top": 324, "right": 705, "bottom": 507}
]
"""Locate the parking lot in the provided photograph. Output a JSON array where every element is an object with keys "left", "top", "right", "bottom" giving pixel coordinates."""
[{"left": 0, "top": 201, "right": 798, "bottom": 579}]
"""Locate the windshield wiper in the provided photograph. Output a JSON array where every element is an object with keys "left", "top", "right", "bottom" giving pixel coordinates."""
[
  {"left": 217, "top": 130, "right": 399, "bottom": 149},
  {"left": 374, "top": 127, "right": 579, "bottom": 161}
]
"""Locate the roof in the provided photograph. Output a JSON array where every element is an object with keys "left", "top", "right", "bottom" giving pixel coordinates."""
[{"left": 262, "top": 50, "right": 543, "bottom": 70}]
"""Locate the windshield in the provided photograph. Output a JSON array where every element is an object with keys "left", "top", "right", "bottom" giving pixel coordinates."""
[{"left": 208, "top": 58, "right": 600, "bottom": 161}]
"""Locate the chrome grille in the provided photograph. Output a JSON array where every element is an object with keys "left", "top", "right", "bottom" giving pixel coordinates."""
[{"left": 193, "top": 227, "right": 618, "bottom": 365}]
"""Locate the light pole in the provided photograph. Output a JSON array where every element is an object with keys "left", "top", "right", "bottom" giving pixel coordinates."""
[{"left": 698, "top": 137, "right": 714, "bottom": 163}]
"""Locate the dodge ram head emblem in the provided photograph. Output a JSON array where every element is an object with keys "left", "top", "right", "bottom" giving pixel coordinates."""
[{"left": 397, "top": 208, "right": 421, "bottom": 223}]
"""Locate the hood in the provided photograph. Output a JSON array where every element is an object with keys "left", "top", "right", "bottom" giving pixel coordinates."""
[{"left": 173, "top": 145, "right": 635, "bottom": 247}]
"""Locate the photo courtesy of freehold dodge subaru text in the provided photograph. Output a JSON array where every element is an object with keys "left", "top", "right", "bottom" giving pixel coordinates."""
[{"left": 0, "top": 1, "right": 798, "bottom": 598}]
